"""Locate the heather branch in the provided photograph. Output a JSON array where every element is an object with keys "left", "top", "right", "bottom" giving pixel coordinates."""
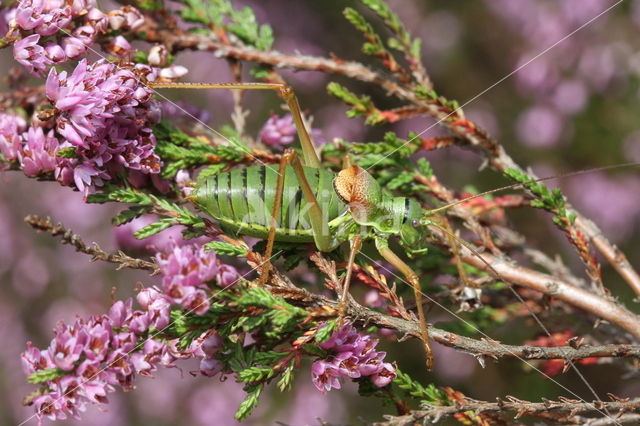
[
  {"left": 270, "top": 283, "right": 640, "bottom": 361},
  {"left": 24, "top": 215, "right": 159, "bottom": 273},
  {"left": 455, "top": 247, "right": 640, "bottom": 340},
  {"left": 377, "top": 397, "right": 640, "bottom": 425}
]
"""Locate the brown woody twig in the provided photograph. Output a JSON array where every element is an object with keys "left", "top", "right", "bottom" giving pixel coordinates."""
[{"left": 24, "top": 215, "right": 159, "bottom": 273}]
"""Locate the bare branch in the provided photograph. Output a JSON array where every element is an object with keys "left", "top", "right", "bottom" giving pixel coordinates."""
[
  {"left": 377, "top": 397, "right": 640, "bottom": 425},
  {"left": 271, "top": 283, "right": 640, "bottom": 361},
  {"left": 24, "top": 215, "right": 159, "bottom": 274}
]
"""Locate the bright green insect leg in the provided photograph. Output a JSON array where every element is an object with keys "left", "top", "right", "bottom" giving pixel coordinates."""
[
  {"left": 286, "top": 150, "right": 334, "bottom": 251},
  {"left": 375, "top": 236, "right": 434, "bottom": 370}
]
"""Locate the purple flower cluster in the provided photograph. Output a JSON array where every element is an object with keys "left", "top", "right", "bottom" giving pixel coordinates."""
[
  {"left": 188, "top": 331, "right": 225, "bottom": 378},
  {"left": 311, "top": 323, "right": 396, "bottom": 393},
  {"left": 21, "top": 290, "right": 179, "bottom": 423},
  {"left": 49, "top": 59, "right": 161, "bottom": 194},
  {"left": 1, "top": 59, "right": 163, "bottom": 195},
  {"left": 259, "top": 114, "right": 297, "bottom": 147},
  {"left": 10, "top": 0, "right": 144, "bottom": 74},
  {"left": 156, "top": 242, "right": 240, "bottom": 315},
  {"left": 259, "top": 113, "right": 325, "bottom": 148},
  {"left": 0, "top": 112, "right": 63, "bottom": 178},
  {"left": 22, "top": 283, "right": 228, "bottom": 423},
  {"left": 0, "top": 112, "right": 26, "bottom": 163}
]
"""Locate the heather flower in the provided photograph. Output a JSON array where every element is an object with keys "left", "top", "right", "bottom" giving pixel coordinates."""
[
  {"left": 14, "top": 0, "right": 46, "bottom": 31},
  {"left": 0, "top": 112, "right": 26, "bottom": 162},
  {"left": 260, "top": 114, "right": 297, "bottom": 147},
  {"left": 199, "top": 358, "right": 224, "bottom": 377},
  {"left": 107, "top": 35, "right": 133, "bottom": 57},
  {"left": 11, "top": 0, "right": 109, "bottom": 73},
  {"left": 44, "top": 42, "right": 66, "bottom": 63},
  {"left": 311, "top": 323, "right": 395, "bottom": 393},
  {"left": 148, "top": 44, "right": 169, "bottom": 67},
  {"left": 107, "top": 6, "right": 144, "bottom": 31},
  {"left": 200, "top": 332, "right": 223, "bottom": 357},
  {"left": 159, "top": 65, "right": 189, "bottom": 80},
  {"left": 15, "top": 0, "right": 72, "bottom": 35},
  {"left": 61, "top": 36, "right": 87, "bottom": 58},
  {"left": 19, "top": 126, "right": 60, "bottom": 176},
  {"left": 22, "top": 292, "right": 197, "bottom": 422},
  {"left": 216, "top": 264, "right": 240, "bottom": 288},
  {"left": 311, "top": 360, "right": 342, "bottom": 392},
  {"left": 176, "top": 169, "right": 194, "bottom": 197},
  {"left": 13, "top": 34, "right": 51, "bottom": 74},
  {"left": 156, "top": 242, "right": 227, "bottom": 314},
  {"left": 85, "top": 7, "right": 108, "bottom": 32},
  {"left": 44, "top": 59, "right": 162, "bottom": 194},
  {"left": 157, "top": 243, "right": 218, "bottom": 288}
]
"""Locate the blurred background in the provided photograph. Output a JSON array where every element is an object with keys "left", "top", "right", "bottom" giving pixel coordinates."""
[{"left": 1, "top": 0, "right": 640, "bottom": 424}]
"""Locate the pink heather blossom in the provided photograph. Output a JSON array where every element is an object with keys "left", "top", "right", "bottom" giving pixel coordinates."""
[
  {"left": 15, "top": 0, "right": 73, "bottom": 35},
  {"left": 21, "top": 287, "right": 218, "bottom": 423},
  {"left": 148, "top": 44, "right": 169, "bottom": 67},
  {"left": 12, "top": 0, "right": 114, "bottom": 72},
  {"left": 159, "top": 65, "right": 189, "bottom": 80},
  {"left": 44, "top": 42, "right": 66, "bottom": 63},
  {"left": 106, "top": 35, "right": 133, "bottom": 57},
  {"left": 44, "top": 59, "right": 162, "bottom": 194},
  {"left": 311, "top": 361, "right": 342, "bottom": 393},
  {"left": 0, "top": 112, "right": 26, "bottom": 162},
  {"left": 85, "top": 7, "right": 108, "bottom": 32},
  {"left": 156, "top": 242, "right": 226, "bottom": 313},
  {"left": 311, "top": 323, "right": 396, "bottom": 393},
  {"left": 176, "top": 169, "right": 194, "bottom": 197},
  {"left": 107, "top": 6, "right": 144, "bottom": 31},
  {"left": 19, "top": 126, "right": 60, "bottom": 176},
  {"left": 199, "top": 358, "right": 224, "bottom": 377},
  {"left": 216, "top": 264, "right": 240, "bottom": 288},
  {"left": 13, "top": 34, "right": 52, "bottom": 74},
  {"left": 259, "top": 114, "right": 297, "bottom": 147}
]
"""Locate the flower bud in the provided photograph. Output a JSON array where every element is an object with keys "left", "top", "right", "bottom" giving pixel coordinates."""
[{"left": 148, "top": 45, "right": 168, "bottom": 67}]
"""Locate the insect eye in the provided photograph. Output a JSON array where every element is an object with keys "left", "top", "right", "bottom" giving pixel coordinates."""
[{"left": 412, "top": 219, "right": 420, "bottom": 227}]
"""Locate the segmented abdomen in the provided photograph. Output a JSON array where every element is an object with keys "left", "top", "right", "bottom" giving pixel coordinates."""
[{"left": 192, "top": 165, "right": 346, "bottom": 242}]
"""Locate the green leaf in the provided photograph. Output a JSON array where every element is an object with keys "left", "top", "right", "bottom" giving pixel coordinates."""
[
  {"left": 277, "top": 360, "right": 295, "bottom": 392},
  {"left": 238, "top": 366, "right": 274, "bottom": 383},
  {"left": 252, "top": 351, "right": 287, "bottom": 365},
  {"left": 196, "top": 163, "right": 227, "bottom": 184},
  {"left": 235, "top": 384, "right": 263, "bottom": 420},
  {"left": 416, "top": 157, "right": 433, "bottom": 178},
  {"left": 204, "top": 241, "right": 248, "bottom": 257},
  {"left": 386, "top": 171, "right": 414, "bottom": 191},
  {"left": 28, "top": 368, "right": 66, "bottom": 384},
  {"left": 56, "top": 147, "right": 77, "bottom": 158},
  {"left": 112, "top": 206, "right": 150, "bottom": 226},
  {"left": 315, "top": 320, "right": 338, "bottom": 343},
  {"left": 134, "top": 218, "right": 174, "bottom": 239},
  {"left": 301, "top": 344, "right": 327, "bottom": 358},
  {"left": 327, "top": 82, "right": 378, "bottom": 121}
]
